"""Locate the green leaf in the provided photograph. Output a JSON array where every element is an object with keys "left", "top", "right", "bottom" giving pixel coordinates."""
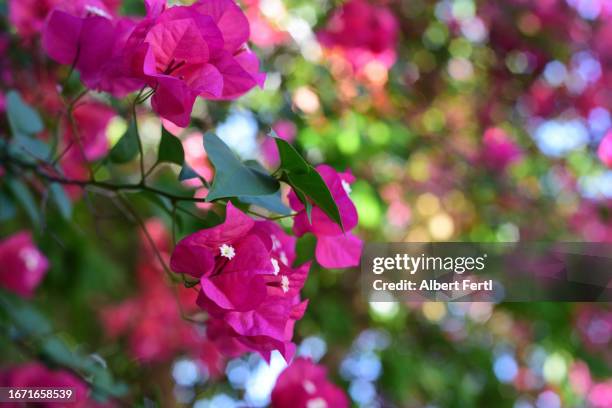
[
  {"left": 158, "top": 125, "right": 184, "bottom": 165},
  {"left": 205, "top": 132, "right": 279, "bottom": 201},
  {"left": 6, "top": 90, "right": 43, "bottom": 136},
  {"left": 239, "top": 192, "right": 291, "bottom": 215},
  {"left": 274, "top": 138, "right": 342, "bottom": 228},
  {"left": 294, "top": 233, "right": 316, "bottom": 267},
  {"left": 178, "top": 163, "right": 199, "bottom": 181},
  {"left": 0, "top": 290, "right": 52, "bottom": 337},
  {"left": 274, "top": 135, "right": 310, "bottom": 173},
  {"left": 49, "top": 183, "right": 72, "bottom": 220},
  {"left": 7, "top": 179, "right": 41, "bottom": 228},
  {"left": 109, "top": 119, "right": 138, "bottom": 163},
  {"left": 0, "top": 190, "right": 16, "bottom": 221},
  {"left": 9, "top": 134, "right": 51, "bottom": 162}
]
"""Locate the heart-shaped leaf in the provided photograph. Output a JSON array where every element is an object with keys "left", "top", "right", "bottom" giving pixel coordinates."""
[{"left": 205, "top": 132, "right": 279, "bottom": 201}]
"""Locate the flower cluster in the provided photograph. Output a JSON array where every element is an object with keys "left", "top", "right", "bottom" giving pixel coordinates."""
[
  {"left": 317, "top": 0, "right": 398, "bottom": 73},
  {"left": 42, "top": 0, "right": 265, "bottom": 126},
  {"left": 170, "top": 202, "right": 310, "bottom": 362}
]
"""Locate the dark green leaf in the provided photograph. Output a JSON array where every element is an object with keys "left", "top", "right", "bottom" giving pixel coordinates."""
[
  {"left": 205, "top": 132, "right": 279, "bottom": 201},
  {"left": 294, "top": 233, "right": 316, "bottom": 267},
  {"left": 288, "top": 171, "right": 341, "bottom": 227},
  {"left": 49, "top": 183, "right": 72, "bottom": 220},
  {"left": 178, "top": 163, "right": 199, "bottom": 181},
  {"left": 7, "top": 179, "right": 41, "bottom": 228},
  {"left": 109, "top": 119, "right": 138, "bottom": 163},
  {"left": 158, "top": 126, "right": 184, "bottom": 165},
  {"left": 273, "top": 138, "right": 341, "bottom": 228},
  {"left": 0, "top": 191, "right": 16, "bottom": 221},
  {"left": 6, "top": 90, "right": 43, "bottom": 136},
  {"left": 274, "top": 136, "right": 310, "bottom": 173}
]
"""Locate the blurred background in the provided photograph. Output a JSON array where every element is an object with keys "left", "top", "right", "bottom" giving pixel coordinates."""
[{"left": 1, "top": 0, "right": 612, "bottom": 407}]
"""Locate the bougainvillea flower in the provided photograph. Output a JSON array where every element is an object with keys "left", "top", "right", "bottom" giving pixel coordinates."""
[
  {"left": 0, "top": 231, "right": 49, "bottom": 298},
  {"left": 43, "top": 0, "right": 143, "bottom": 96},
  {"left": 271, "top": 358, "right": 349, "bottom": 408},
  {"left": 64, "top": 101, "right": 116, "bottom": 162},
  {"left": 58, "top": 101, "right": 116, "bottom": 198},
  {"left": 125, "top": 0, "right": 265, "bottom": 127},
  {"left": 317, "top": 0, "right": 398, "bottom": 72},
  {"left": 289, "top": 165, "right": 363, "bottom": 268},
  {"left": 480, "top": 127, "right": 522, "bottom": 172},
  {"left": 8, "top": 0, "right": 60, "bottom": 41},
  {"left": 243, "top": 0, "right": 290, "bottom": 48},
  {"left": 598, "top": 131, "right": 612, "bottom": 168},
  {"left": 170, "top": 203, "right": 308, "bottom": 362}
]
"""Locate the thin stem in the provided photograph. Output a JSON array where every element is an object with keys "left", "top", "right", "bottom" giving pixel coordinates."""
[
  {"left": 131, "top": 99, "right": 146, "bottom": 184},
  {"left": 171, "top": 202, "right": 177, "bottom": 246},
  {"left": 116, "top": 193, "right": 179, "bottom": 284},
  {"left": 143, "top": 161, "right": 159, "bottom": 180},
  {"left": 246, "top": 209, "right": 297, "bottom": 221}
]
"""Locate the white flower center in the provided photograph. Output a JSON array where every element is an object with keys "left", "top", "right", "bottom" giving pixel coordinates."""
[
  {"left": 281, "top": 275, "right": 290, "bottom": 293},
  {"left": 306, "top": 398, "right": 327, "bottom": 408},
  {"left": 219, "top": 244, "right": 235, "bottom": 260},
  {"left": 271, "top": 234, "right": 281, "bottom": 251},
  {"left": 341, "top": 179, "right": 352, "bottom": 195},
  {"left": 85, "top": 5, "right": 111, "bottom": 18},
  {"left": 271, "top": 258, "right": 280, "bottom": 275},
  {"left": 279, "top": 251, "right": 288, "bottom": 265},
  {"left": 303, "top": 380, "right": 317, "bottom": 394},
  {"left": 19, "top": 248, "right": 39, "bottom": 271}
]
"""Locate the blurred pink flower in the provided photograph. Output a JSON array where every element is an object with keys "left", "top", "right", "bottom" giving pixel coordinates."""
[
  {"left": 480, "top": 127, "right": 522, "bottom": 172},
  {"left": 125, "top": 0, "right": 265, "bottom": 126},
  {"left": 243, "top": 0, "right": 290, "bottom": 48},
  {"left": 317, "top": 0, "right": 398, "bottom": 72},
  {"left": 170, "top": 203, "right": 309, "bottom": 362},
  {"left": 575, "top": 306, "right": 612, "bottom": 352},
  {"left": 597, "top": 131, "right": 612, "bottom": 168},
  {"left": 571, "top": 200, "right": 612, "bottom": 242},
  {"left": 8, "top": 0, "right": 60, "bottom": 40},
  {"left": 43, "top": 0, "right": 143, "bottom": 96},
  {"left": 289, "top": 165, "right": 363, "bottom": 268},
  {"left": 0, "top": 231, "right": 49, "bottom": 298},
  {"left": 569, "top": 361, "right": 592, "bottom": 396},
  {"left": 65, "top": 101, "right": 115, "bottom": 162},
  {"left": 271, "top": 358, "right": 349, "bottom": 408},
  {"left": 261, "top": 120, "right": 297, "bottom": 168},
  {"left": 589, "top": 380, "right": 612, "bottom": 408},
  {"left": 59, "top": 101, "right": 115, "bottom": 198},
  {"left": 0, "top": 362, "right": 107, "bottom": 408}
]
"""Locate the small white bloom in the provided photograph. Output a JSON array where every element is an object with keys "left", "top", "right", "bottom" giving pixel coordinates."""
[
  {"left": 219, "top": 244, "right": 236, "bottom": 260},
  {"left": 271, "top": 258, "right": 280, "bottom": 275},
  {"left": 306, "top": 398, "right": 327, "bottom": 408},
  {"left": 85, "top": 5, "right": 111, "bottom": 18},
  {"left": 279, "top": 251, "right": 288, "bottom": 265},
  {"left": 281, "top": 275, "right": 290, "bottom": 293},
  {"left": 271, "top": 234, "right": 281, "bottom": 251},
  {"left": 303, "top": 380, "right": 317, "bottom": 394},
  {"left": 341, "top": 179, "right": 352, "bottom": 195},
  {"left": 19, "top": 248, "right": 39, "bottom": 271}
]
